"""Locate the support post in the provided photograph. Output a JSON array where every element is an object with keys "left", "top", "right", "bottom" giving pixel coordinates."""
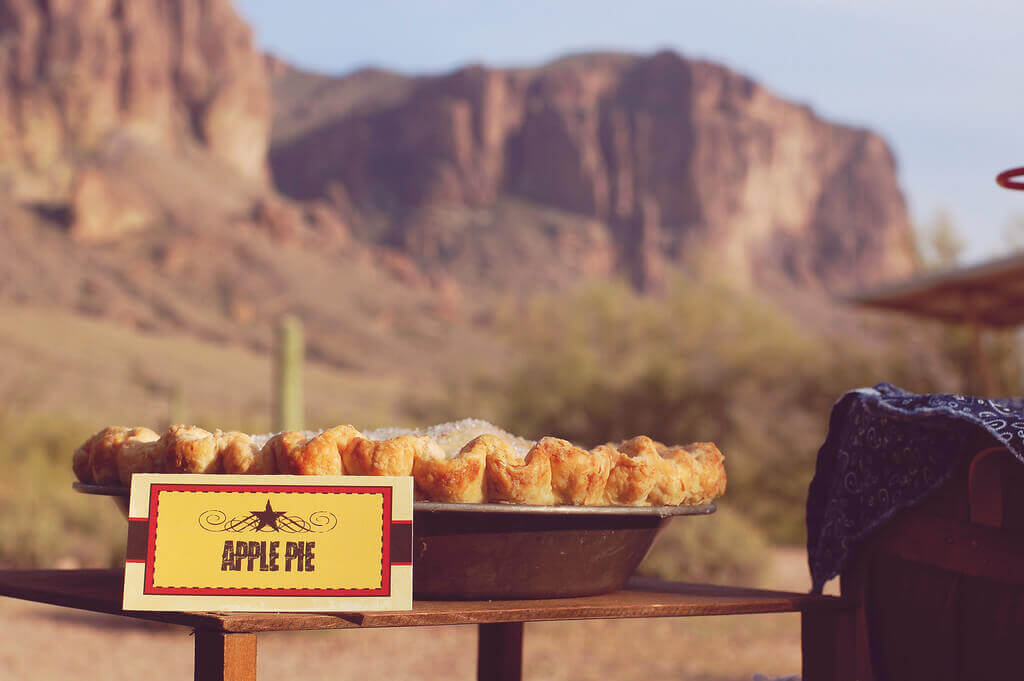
[
  {"left": 965, "top": 294, "right": 994, "bottom": 396},
  {"left": 477, "top": 621, "right": 524, "bottom": 681},
  {"left": 801, "top": 610, "right": 857, "bottom": 681},
  {"left": 194, "top": 631, "right": 257, "bottom": 681}
]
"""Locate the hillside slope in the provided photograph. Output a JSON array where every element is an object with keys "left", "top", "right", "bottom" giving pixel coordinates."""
[{"left": 0, "top": 303, "right": 418, "bottom": 430}]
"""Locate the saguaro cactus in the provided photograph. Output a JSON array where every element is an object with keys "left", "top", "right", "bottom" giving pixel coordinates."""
[
  {"left": 274, "top": 315, "right": 304, "bottom": 432},
  {"left": 167, "top": 382, "right": 187, "bottom": 429}
]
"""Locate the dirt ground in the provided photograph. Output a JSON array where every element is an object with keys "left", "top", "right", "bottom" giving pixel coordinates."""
[{"left": 0, "top": 548, "right": 828, "bottom": 681}]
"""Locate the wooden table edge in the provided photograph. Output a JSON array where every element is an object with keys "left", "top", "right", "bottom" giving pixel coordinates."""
[{"left": 0, "top": 569, "right": 853, "bottom": 634}]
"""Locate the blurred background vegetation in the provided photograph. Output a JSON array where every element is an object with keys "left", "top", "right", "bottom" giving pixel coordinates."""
[
  {"left": 2, "top": 220, "right": 1021, "bottom": 588},
  {"left": 406, "top": 272, "right": 1024, "bottom": 583},
  {"left": 0, "top": 412, "right": 123, "bottom": 569}
]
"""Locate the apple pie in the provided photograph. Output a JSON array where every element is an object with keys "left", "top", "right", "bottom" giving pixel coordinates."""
[{"left": 72, "top": 418, "right": 726, "bottom": 506}]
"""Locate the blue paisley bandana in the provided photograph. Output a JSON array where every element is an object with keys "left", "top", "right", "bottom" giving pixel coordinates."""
[{"left": 805, "top": 383, "right": 1024, "bottom": 593}]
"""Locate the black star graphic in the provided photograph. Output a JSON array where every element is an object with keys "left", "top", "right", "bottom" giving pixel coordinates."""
[{"left": 250, "top": 499, "right": 287, "bottom": 531}]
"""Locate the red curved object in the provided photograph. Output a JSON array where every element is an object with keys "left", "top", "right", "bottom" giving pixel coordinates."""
[{"left": 996, "top": 167, "right": 1024, "bottom": 190}]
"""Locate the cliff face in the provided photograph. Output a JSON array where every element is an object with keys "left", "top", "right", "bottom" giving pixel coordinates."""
[
  {"left": 0, "top": 0, "right": 270, "bottom": 238},
  {"left": 271, "top": 51, "right": 916, "bottom": 293},
  {"left": 0, "top": 0, "right": 915, "bottom": 294},
  {"left": 0, "top": 2, "right": 925, "bottom": 409},
  {"left": 0, "top": 0, "right": 919, "bottom": 374}
]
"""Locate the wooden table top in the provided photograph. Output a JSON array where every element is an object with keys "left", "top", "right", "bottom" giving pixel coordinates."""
[{"left": 0, "top": 569, "right": 850, "bottom": 633}]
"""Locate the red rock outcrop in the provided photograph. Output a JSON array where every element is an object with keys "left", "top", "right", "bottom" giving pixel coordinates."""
[
  {"left": 0, "top": 0, "right": 270, "bottom": 211},
  {"left": 270, "top": 51, "right": 916, "bottom": 293},
  {"left": 68, "top": 166, "right": 154, "bottom": 243}
]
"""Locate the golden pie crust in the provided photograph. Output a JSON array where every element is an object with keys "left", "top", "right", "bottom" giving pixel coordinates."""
[{"left": 72, "top": 420, "right": 725, "bottom": 506}]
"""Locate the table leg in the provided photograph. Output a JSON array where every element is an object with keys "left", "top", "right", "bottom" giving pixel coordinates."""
[
  {"left": 801, "top": 610, "right": 856, "bottom": 681},
  {"left": 477, "top": 621, "right": 524, "bottom": 681},
  {"left": 194, "top": 630, "right": 257, "bottom": 681}
]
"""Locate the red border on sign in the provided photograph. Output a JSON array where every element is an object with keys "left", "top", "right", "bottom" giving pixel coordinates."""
[{"left": 142, "top": 483, "right": 393, "bottom": 597}]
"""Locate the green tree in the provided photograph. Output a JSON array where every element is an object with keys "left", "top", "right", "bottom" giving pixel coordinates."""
[{"left": 919, "top": 208, "right": 964, "bottom": 269}]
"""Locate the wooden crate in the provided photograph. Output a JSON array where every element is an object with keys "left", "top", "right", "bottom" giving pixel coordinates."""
[{"left": 841, "top": 446, "right": 1024, "bottom": 680}]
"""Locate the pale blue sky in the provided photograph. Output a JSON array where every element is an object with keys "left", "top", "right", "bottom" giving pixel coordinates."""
[{"left": 236, "top": 0, "right": 1022, "bottom": 265}]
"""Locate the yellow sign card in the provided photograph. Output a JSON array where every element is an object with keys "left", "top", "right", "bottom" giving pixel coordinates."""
[{"left": 122, "top": 474, "right": 412, "bottom": 612}]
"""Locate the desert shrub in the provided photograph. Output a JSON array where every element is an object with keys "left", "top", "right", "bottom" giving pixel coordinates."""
[
  {"left": 412, "top": 277, "right": 987, "bottom": 545},
  {"left": 933, "top": 323, "right": 1023, "bottom": 397},
  {"left": 637, "top": 506, "right": 769, "bottom": 585},
  {"left": 0, "top": 410, "right": 269, "bottom": 569},
  {"left": 0, "top": 412, "right": 125, "bottom": 568}
]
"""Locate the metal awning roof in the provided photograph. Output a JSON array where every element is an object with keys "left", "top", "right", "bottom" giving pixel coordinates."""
[{"left": 846, "top": 251, "right": 1024, "bottom": 328}]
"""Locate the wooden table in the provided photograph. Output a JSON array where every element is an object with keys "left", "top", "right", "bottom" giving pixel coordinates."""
[{"left": 0, "top": 569, "right": 854, "bottom": 681}]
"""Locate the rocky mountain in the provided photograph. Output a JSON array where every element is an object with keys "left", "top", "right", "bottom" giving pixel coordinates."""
[
  {"left": 0, "top": 0, "right": 472, "bottom": 386},
  {"left": 0, "top": 0, "right": 919, "bottom": 419},
  {"left": 270, "top": 51, "right": 916, "bottom": 293},
  {"left": 0, "top": 0, "right": 270, "bottom": 235}
]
